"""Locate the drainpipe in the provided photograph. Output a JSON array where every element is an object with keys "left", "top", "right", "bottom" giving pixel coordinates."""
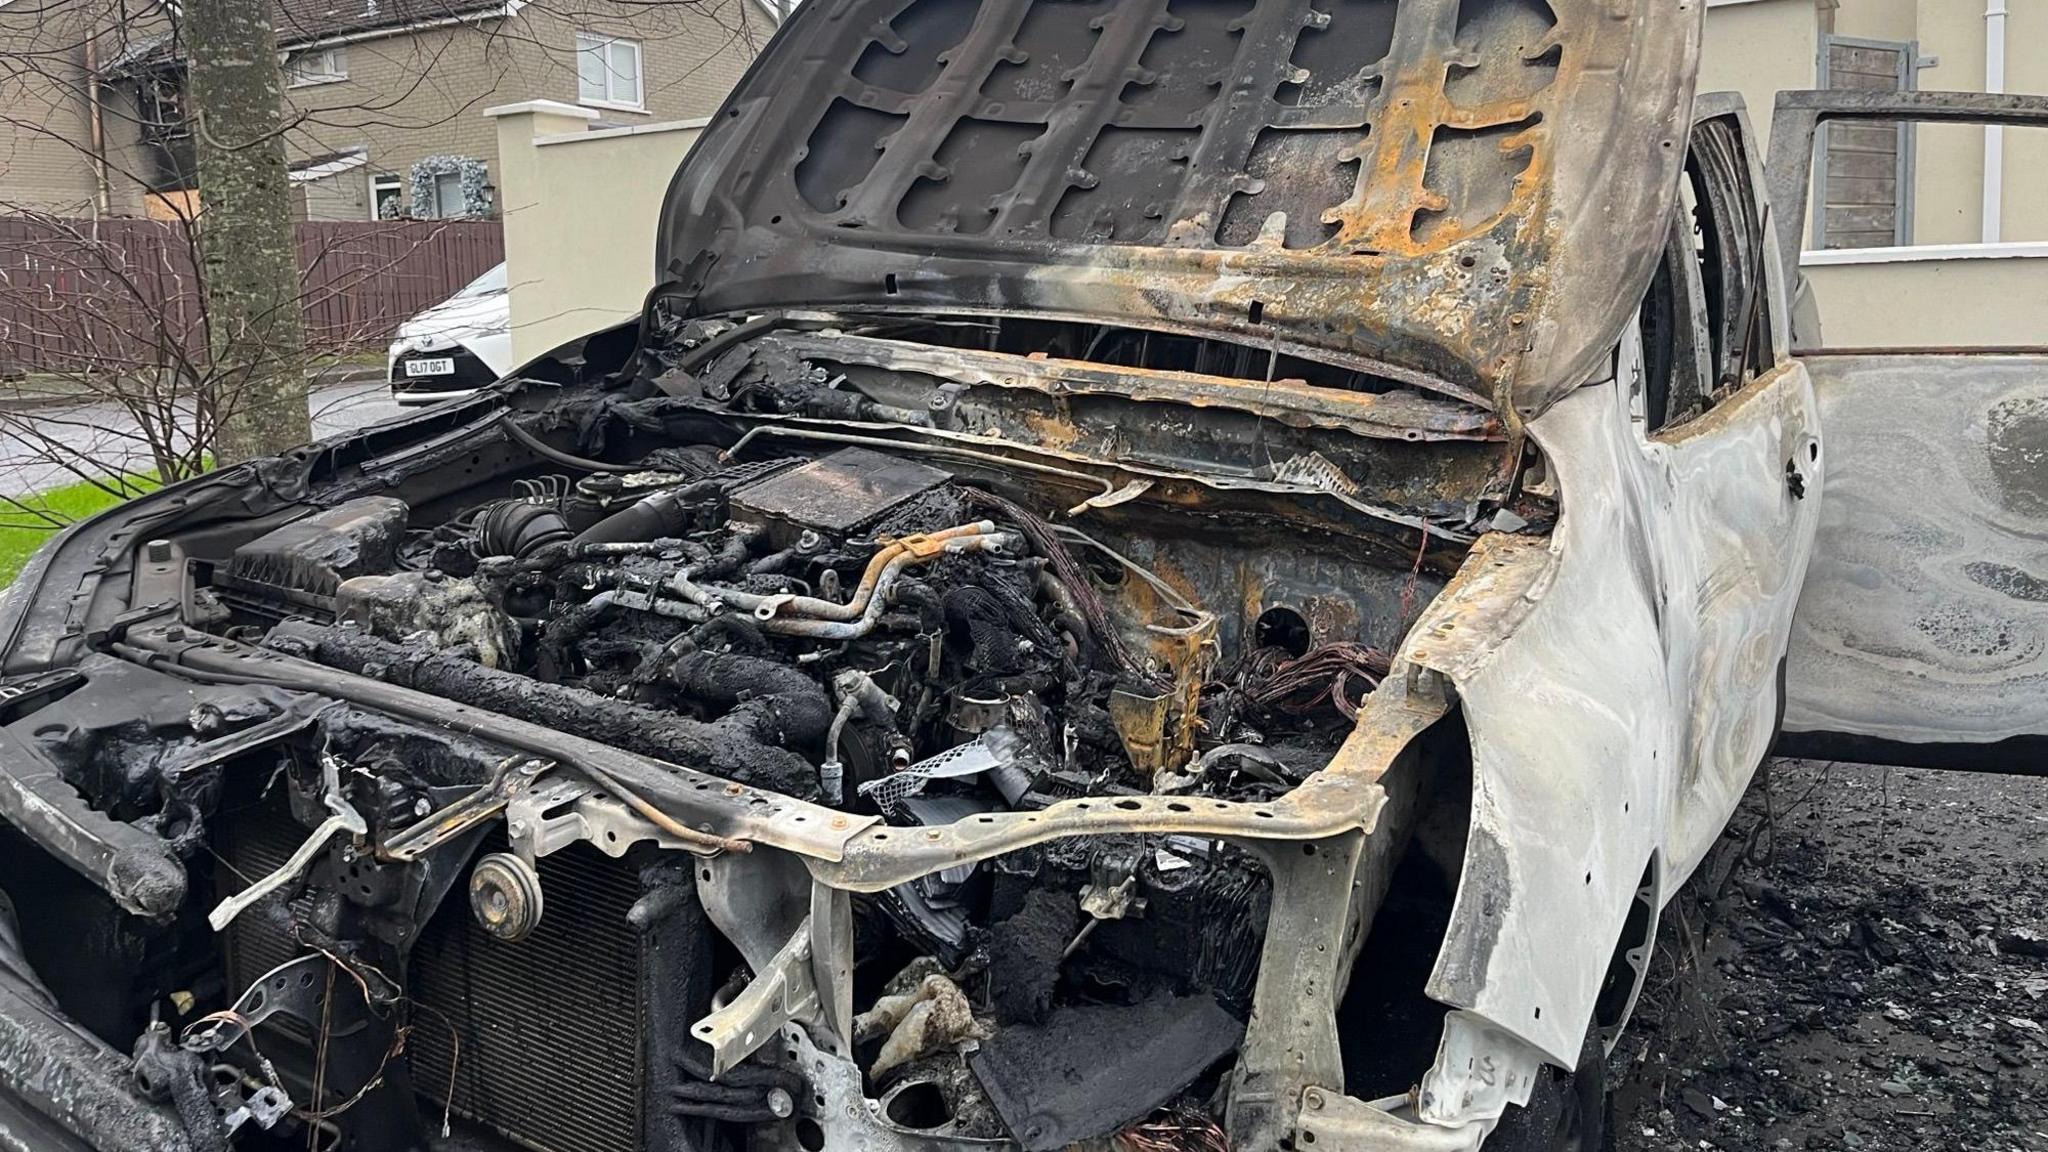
[
  {"left": 1982, "top": 0, "right": 2006, "bottom": 243},
  {"left": 83, "top": 36, "right": 111, "bottom": 218}
]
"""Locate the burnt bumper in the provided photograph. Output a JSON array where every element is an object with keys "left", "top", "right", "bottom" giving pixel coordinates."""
[{"left": 0, "top": 921, "right": 188, "bottom": 1151}]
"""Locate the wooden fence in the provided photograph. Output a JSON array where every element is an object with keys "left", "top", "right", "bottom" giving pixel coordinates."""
[{"left": 0, "top": 217, "right": 504, "bottom": 376}]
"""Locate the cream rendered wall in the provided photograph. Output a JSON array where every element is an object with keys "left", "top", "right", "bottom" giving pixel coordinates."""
[
  {"left": 1703, "top": 0, "right": 2048, "bottom": 349},
  {"left": 490, "top": 101, "right": 704, "bottom": 361},
  {"left": 1824, "top": 0, "right": 1985, "bottom": 245},
  {"left": 1700, "top": 0, "right": 1819, "bottom": 245},
  {"left": 1699, "top": 0, "right": 1818, "bottom": 146},
  {"left": 1830, "top": 0, "right": 1916, "bottom": 43},
  {"left": 2000, "top": 1, "right": 2048, "bottom": 242},
  {"left": 1804, "top": 254, "right": 2048, "bottom": 346},
  {"left": 1904, "top": 0, "right": 1986, "bottom": 243},
  {"left": 1701, "top": 0, "right": 2046, "bottom": 248}
]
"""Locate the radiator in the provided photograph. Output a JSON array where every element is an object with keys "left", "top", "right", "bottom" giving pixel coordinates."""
[
  {"left": 220, "top": 797, "right": 646, "bottom": 1152},
  {"left": 408, "top": 838, "right": 645, "bottom": 1152}
]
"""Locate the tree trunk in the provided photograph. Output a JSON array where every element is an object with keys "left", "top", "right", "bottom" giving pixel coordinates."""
[{"left": 185, "top": 0, "right": 310, "bottom": 464}]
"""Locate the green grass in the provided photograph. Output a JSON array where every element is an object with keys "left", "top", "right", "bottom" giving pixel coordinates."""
[{"left": 0, "top": 474, "right": 162, "bottom": 586}]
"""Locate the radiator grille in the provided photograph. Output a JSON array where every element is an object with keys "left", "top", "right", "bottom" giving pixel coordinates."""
[{"left": 408, "top": 839, "right": 645, "bottom": 1152}]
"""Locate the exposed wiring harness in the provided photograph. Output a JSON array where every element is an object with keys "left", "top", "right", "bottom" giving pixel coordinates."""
[{"left": 1226, "top": 641, "right": 1391, "bottom": 721}]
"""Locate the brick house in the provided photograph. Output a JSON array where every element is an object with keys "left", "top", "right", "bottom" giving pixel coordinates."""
[
  {"left": 0, "top": 0, "right": 162, "bottom": 216},
  {"left": 0, "top": 0, "right": 779, "bottom": 221}
]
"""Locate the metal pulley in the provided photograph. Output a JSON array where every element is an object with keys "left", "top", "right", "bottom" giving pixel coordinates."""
[{"left": 469, "top": 852, "right": 544, "bottom": 942}]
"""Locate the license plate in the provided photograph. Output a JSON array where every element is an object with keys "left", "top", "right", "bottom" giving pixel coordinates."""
[{"left": 405, "top": 357, "right": 455, "bottom": 377}]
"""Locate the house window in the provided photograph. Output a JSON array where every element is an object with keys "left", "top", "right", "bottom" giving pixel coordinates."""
[
  {"left": 284, "top": 45, "right": 349, "bottom": 87},
  {"left": 1815, "top": 36, "right": 1915, "bottom": 249},
  {"left": 426, "top": 171, "right": 465, "bottom": 218},
  {"left": 405, "top": 157, "right": 490, "bottom": 218},
  {"left": 576, "top": 33, "right": 643, "bottom": 109},
  {"left": 370, "top": 174, "right": 404, "bottom": 220},
  {"left": 139, "top": 73, "right": 187, "bottom": 140}
]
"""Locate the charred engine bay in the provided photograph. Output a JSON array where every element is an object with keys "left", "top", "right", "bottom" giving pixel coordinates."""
[{"left": 7, "top": 315, "right": 1520, "bottom": 1152}]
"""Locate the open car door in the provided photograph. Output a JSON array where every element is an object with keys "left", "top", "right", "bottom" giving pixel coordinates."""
[{"left": 1773, "top": 91, "right": 2048, "bottom": 772}]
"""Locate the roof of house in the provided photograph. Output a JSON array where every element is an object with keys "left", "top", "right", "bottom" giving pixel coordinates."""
[
  {"left": 272, "top": 0, "right": 508, "bottom": 48},
  {"left": 108, "top": 0, "right": 510, "bottom": 72}
]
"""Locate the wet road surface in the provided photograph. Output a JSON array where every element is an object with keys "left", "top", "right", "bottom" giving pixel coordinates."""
[{"left": 0, "top": 379, "right": 406, "bottom": 497}]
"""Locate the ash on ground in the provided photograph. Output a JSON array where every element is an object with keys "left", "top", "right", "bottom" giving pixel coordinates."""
[{"left": 1610, "top": 758, "right": 2048, "bottom": 1152}]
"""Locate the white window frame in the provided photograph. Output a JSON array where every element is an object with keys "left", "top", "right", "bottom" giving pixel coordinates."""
[
  {"left": 575, "top": 32, "right": 644, "bottom": 112},
  {"left": 369, "top": 173, "right": 404, "bottom": 220},
  {"left": 284, "top": 45, "right": 349, "bottom": 88}
]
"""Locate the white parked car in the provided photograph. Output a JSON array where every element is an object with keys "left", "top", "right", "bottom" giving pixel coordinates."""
[{"left": 386, "top": 262, "right": 513, "bottom": 405}]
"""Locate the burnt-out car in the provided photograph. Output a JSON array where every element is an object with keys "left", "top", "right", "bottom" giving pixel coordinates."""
[{"left": 1, "top": 3, "right": 2044, "bottom": 1152}]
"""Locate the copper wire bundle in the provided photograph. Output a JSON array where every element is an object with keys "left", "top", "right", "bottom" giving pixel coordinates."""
[
  {"left": 963, "top": 489, "right": 1170, "bottom": 691},
  {"left": 1115, "top": 1101, "right": 1232, "bottom": 1152},
  {"left": 1230, "top": 641, "right": 1392, "bottom": 721}
]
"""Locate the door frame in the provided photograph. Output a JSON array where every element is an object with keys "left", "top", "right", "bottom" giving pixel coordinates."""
[
  {"left": 1764, "top": 89, "right": 2048, "bottom": 319},
  {"left": 1768, "top": 91, "right": 2048, "bottom": 774}
]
